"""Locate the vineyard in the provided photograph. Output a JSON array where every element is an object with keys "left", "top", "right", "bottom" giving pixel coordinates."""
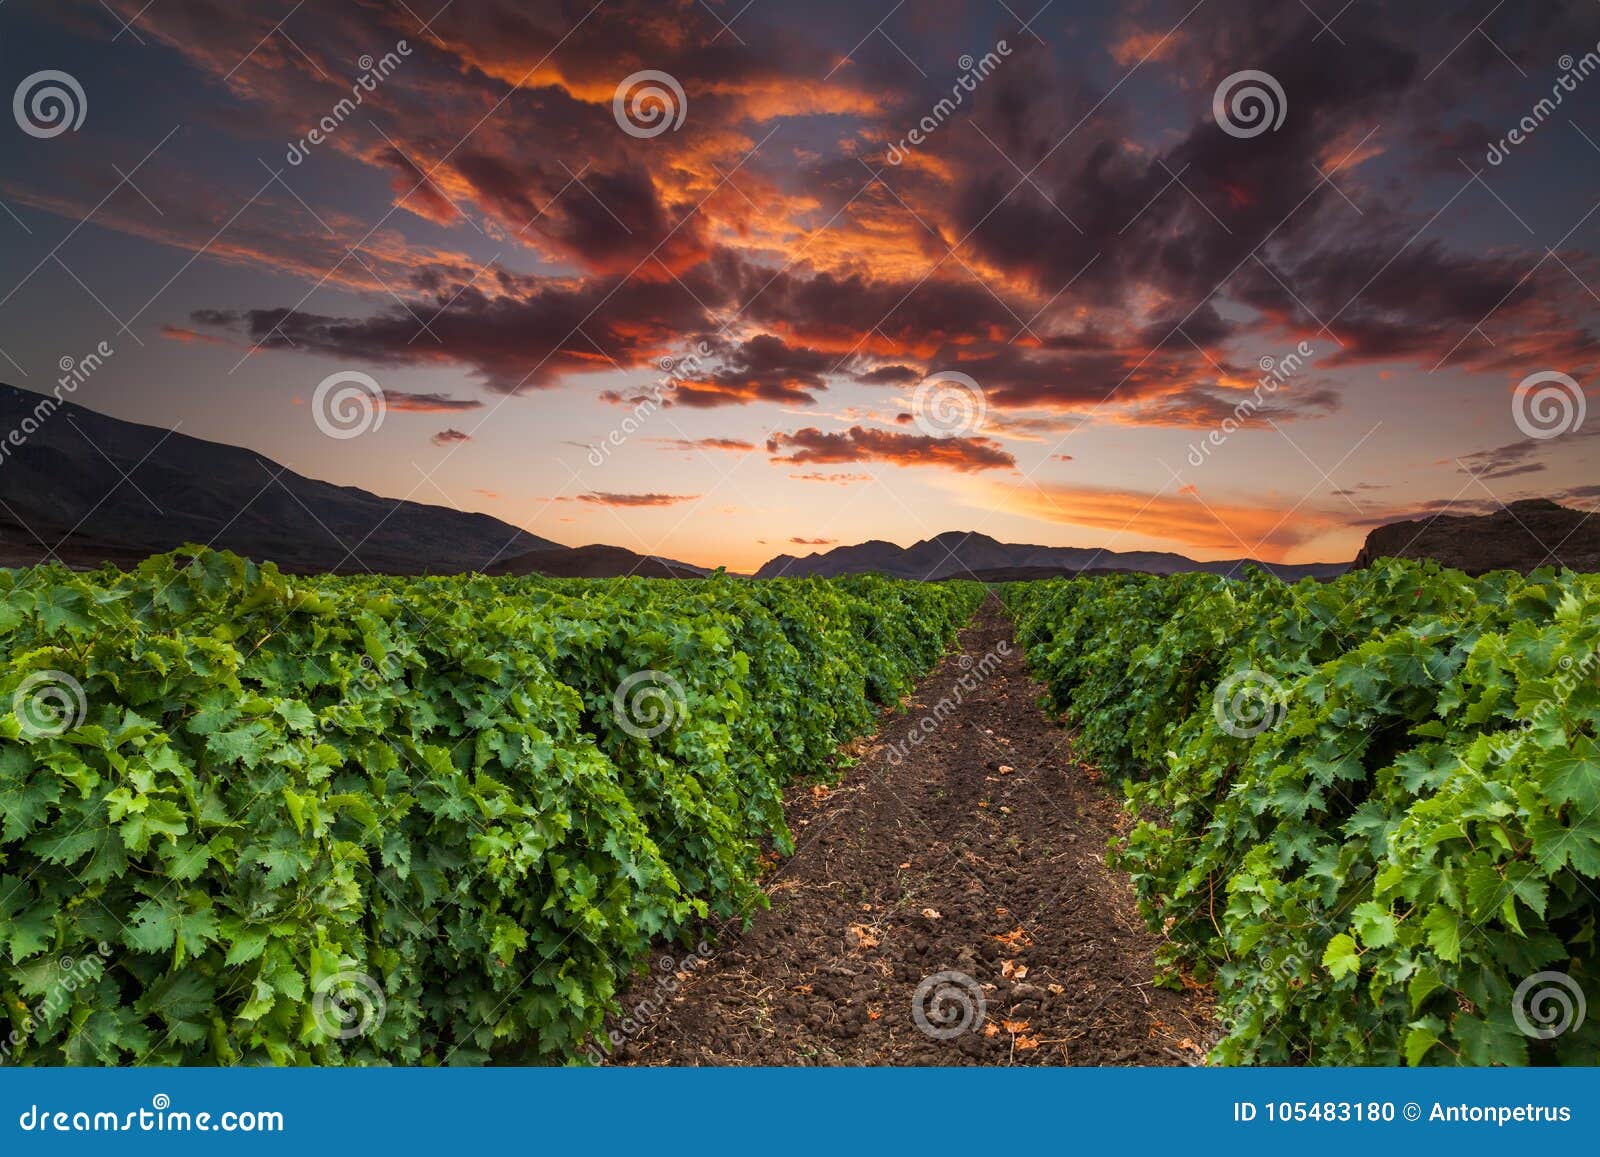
[
  {"left": 3, "top": 547, "right": 1597, "bottom": 1068},
  {"left": 0, "top": 548, "right": 981, "bottom": 1064},
  {"left": 1005, "top": 561, "right": 1600, "bottom": 1065}
]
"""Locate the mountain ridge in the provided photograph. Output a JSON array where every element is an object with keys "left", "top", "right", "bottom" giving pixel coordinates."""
[
  {"left": 0, "top": 383, "right": 699, "bottom": 576},
  {"left": 754, "top": 530, "right": 1350, "bottom": 581}
]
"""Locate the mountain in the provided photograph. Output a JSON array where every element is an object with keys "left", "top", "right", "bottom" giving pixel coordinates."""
[
  {"left": 0, "top": 383, "right": 700, "bottom": 576},
  {"left": 754, "top": 530, "right": 1349, "bottom": 581},
  {"left": 486, "top": 544, "right": 707, "bottom": 579},
  {"left": 1352, "top": 498, "right": 1600, "bottom": 575}
]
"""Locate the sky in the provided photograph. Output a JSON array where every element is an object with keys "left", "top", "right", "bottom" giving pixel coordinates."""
[{"left": 1, "top": 0, "right": 1598, "bottom": 572}]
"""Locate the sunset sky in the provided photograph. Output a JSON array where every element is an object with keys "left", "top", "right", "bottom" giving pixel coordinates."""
[{"left": 3, "top": 0, "right": 1598, "bottom": 571}]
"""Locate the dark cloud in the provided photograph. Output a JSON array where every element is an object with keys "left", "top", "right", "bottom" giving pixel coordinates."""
[
  {"left": 673, "top": 333, "right": 838, "bottom": 407},
  {"left": 386, "top": 392, "right": 484, "bottom": 413},
  {"left": 766, "top": 426, "right": 1016, "bottom": 472},
  {"left": 1116, "top": 383, "right": 1341, "bottom": 427},
  {"left": 430, "top": 428, "right": 472, "bottom": 445}
]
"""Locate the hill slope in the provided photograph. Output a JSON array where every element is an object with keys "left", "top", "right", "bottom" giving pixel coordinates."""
[{"left": 0, "top": 384, "right": 712, "bottom": 576}]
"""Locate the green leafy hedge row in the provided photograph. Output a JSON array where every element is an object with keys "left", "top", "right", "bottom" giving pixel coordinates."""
[
  {"left": 0, "top": 549, "right": 982, "bottom": 1064},
  {"left": 1005, "top": 560, "right": 1600, "bottom": 1065}
]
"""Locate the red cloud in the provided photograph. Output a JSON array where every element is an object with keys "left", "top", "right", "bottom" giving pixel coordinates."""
[{"left": 766, "top": 426, "right": 1016, "bottom": 473}]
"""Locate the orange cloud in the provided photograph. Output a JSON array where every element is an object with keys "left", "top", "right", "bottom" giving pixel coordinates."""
[
  {"left": 767, "top": 426, "right": 1016, "bottom": 472},
  {"left": 997, "top": 481, "right": 1343, "bottom": 561},
  {"left": 159, "top": 324, "right": 228, "bottom": 346}
]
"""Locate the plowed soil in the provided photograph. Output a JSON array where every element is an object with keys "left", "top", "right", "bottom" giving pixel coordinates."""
[{"left": 609, "top": 599, "right": 1212, "bottom": 1065}]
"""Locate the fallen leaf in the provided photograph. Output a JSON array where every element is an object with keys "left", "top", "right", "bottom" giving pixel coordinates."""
[
  {"left": 1016, "top": 1034, "right": 1040, "bottom": 1050},
  {"left": 1047, "top": 983, "right": 1065, "bottom": 995},
  {"left": 1001, "top": 1019, "right": 1031, "bottom": 1034},
  {"left": 983, "top": 1023, "right": 1000, "bottom": 1038},
  {"left": 998, "top": 765, "right": 1014, "bottom": 775},
  {"left": 845, "top": 923, "right": 881, "bottom": 950},
  {"left": 920, "top": 908, "right": 942, "bottom": 920},
  {"left": 898, "top": 861, "right": 911, "bottom": 869},
  {"left": 810, "top": 784, "right": 830, "bottom": 800},
  {"left": 999, "top": 806, "right": 1012, "bottom": 815},
  {"left": 995, "top": 907, "right": 1010, "bottom": 917}
]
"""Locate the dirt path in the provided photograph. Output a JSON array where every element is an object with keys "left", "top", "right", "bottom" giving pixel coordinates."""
[{"left": 611, "top": 599, "right": 1212, "bottom": 1065}]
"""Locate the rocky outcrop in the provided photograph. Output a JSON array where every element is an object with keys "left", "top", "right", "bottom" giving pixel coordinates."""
[{"left": 1352, "top": 499, "right": 1600, "bottom": 574}]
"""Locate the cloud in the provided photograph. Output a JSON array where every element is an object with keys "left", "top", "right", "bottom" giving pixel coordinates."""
[
  {"left": 766, "top": 426, "right": 1016, "bottom": 472},
  {"left": 790, "top": 536, "right": 837, "bottom": 545},
  {"left": 788, "top": 471, "right": 872, "bottom": 484},
  {"left": 159, "top": 324, "right": 229, "bottom": 346},
  {"left": 384, "top": 391, "right": 485, "bottom": 413},
  {"left": 431, "top": 428, "right": 472, "bottom": 445},
  {"left": 998, "top": 480, "right": 1342, "bottom": 559},
  {"left": 1112, "top": 384, "right": 1342, "bottom": 428},
  {"left": 651, "top": 436, "right": 758, "bottom": 452},
  {"left": 575, "top": 492, "right": 699, "bottom": 508},
  {"left": 190, "top": 268, "right": 715, "bottom": 392},
  {"left": 672, "top": 334, "right": 838, "bottom": 408}
]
